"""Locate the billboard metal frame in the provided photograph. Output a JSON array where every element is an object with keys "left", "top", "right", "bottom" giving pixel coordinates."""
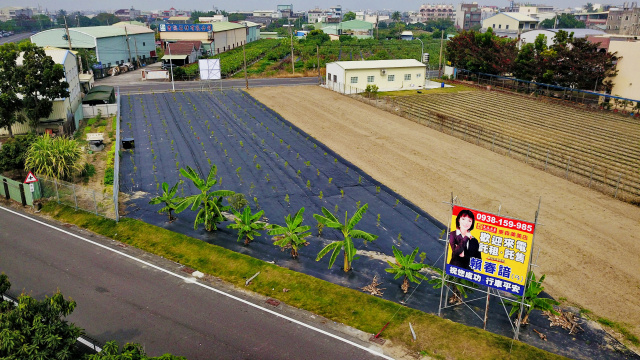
[{"left": 437, "top": 194, "right": 542, "bottom": 342}]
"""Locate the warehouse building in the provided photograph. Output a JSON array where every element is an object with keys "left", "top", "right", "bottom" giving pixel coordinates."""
[
  {"left": 30, "top": 24, "right": 155, "bottom": 68},
  {"left": 159, "top": 21, "right": 257, "bottom": 55},
  {"left": 325, "top": 59, "right": 427, "bottom": 93}
]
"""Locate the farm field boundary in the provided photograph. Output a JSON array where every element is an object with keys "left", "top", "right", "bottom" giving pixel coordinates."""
[
  {"left": 356, "top": 90, "right": 640, "bottom": 204},
  {"left": 247, "top": 85, "right": 640, "bottom": 349},
  {"left": 116, "top": 88, "right": 638, "bottom": 359}
]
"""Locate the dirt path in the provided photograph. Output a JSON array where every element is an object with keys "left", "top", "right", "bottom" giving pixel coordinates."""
[{"left": 248, "top": 85, "right": 640, "bottom": 339}]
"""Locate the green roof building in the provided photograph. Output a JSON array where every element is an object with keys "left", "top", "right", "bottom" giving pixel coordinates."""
[
  {"left": 320, "top": 20, "right": 374, "bottom": 39},
  {"left": 30, "top": 24, "right": 155, "bottom": 68}
]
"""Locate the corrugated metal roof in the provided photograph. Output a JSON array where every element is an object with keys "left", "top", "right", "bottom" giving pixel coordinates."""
[
  {"left": 70, "top": 26, "right": 128, "bottom": 38},
  {"left": 500, "top": 12, "right": 539, "bottom": 22},
  {"left": 486, "top": 12, "right": 538, "bottom": 23},
  {"left": 16, "top": 48, "right": 73, "bottom": 66},
  {"left": 111, "top": 23, "right": 154, "bottom": 34},
  {"left": 211, "top": 21, "right": 246, "bottom": 32},
  {"left": 338, "top": 20, "right": 374, "bottom": 30},
  {"left": 168, "top": 16, "right": 191, "bottom": 21},
  {"left": 330, "top": 59, "right": 426, "bottom": 70}
]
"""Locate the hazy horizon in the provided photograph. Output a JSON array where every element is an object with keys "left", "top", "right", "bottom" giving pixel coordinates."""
[{"left": 12, "top": 1, "right": 594, "bottom": 14}]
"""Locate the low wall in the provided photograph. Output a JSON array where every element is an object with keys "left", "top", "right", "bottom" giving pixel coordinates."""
[
  {"left": 141, "top": 69, "right": 169, "bottom": 80},
  {"left": 0, "top": 175, "right": 41, "bottom": 206},
  {"left": 83, "top": 104, "right": 117, "bottom": 118}
]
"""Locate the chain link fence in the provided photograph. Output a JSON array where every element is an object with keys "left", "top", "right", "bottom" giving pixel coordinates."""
[{"left": 38, "top": 176, "right": 116, "bottom": 219}]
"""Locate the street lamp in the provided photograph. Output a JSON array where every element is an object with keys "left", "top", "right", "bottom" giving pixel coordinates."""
[
  {"left": 416, "top": 38, "right": 427, "bottom": 85},
  {"left": 167, "top": 42, "right": 175, "bottom": 92}
]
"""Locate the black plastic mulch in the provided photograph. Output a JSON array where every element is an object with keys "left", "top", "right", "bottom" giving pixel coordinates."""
[{"left": 118, "top": 90, "right": 638, "bottom": 360}]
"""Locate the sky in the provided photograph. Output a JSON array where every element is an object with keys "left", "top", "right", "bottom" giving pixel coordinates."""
[{"left": 15, "top": 1, "right": 592, "bottom": 13}]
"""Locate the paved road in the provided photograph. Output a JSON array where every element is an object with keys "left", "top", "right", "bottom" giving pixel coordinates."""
[
  {"left": 115, "top": 77, "right": 321, "bottom": 94},
  {"left": 0, "top": 206, "right": 391, "bottom": 359},
  {"left": 0, "top": 32, "right": 32, "bottom": 45}
]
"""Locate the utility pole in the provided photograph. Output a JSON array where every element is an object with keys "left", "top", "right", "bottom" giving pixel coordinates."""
[
  {"left": 124, "top": 27, "right": 133, "bottom": 64},
  {"left": 243, "top": 41, "right": 248, "bottom": 89},
  {"left": 317, "top": 44, "right": 321, "bottom": 84},
  {"left": 438, "top": 30, "right": 444, "bottom": 78},
  {"left": 289, "top": 18, "right": 294, "bottom": 74},
  {"left": 63, "top": 16, "right": 72, "bottom": 50},
  {"left": 133, "top": 37, "right": 140, "bottom": 68}
]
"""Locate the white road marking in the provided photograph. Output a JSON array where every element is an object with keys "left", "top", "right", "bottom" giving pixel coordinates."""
[{"left": 0, "top": 206, "right": 394, "bottom": 359}]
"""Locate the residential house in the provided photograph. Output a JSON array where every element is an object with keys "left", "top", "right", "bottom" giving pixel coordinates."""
[
  {"left": 114, "top": 7, "right": 141, "bottom": 21},
  {"left": 482, "top": 12, "right": 539, "bottom": 32},
  {"left": 455, "top": 3, "right": 483, "bottom": 30},
  {"left": 419, "top": 4, "right": 455, "bottom": 22}
]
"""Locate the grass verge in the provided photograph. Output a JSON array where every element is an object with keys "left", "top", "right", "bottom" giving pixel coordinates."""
[{"left": 42, "top": 202, "right": 566, "bottom": 360}]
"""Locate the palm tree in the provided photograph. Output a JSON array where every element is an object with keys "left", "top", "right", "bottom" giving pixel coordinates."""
[
  {"left": 314, "top": 203, "right": 378, "bottom": 272},
  {"left": 508, "top": 271, "right": 559, "bottom": 325},
  {"left": 176, "top": 165, "right": 235, "bottom": 231},
  {"left": 149, "top": 180, "right": 184, "bottom": 222},
  {"left": 227, "top": 206, "right": 266, "bottom": 245},
  {"left": 385, "top": 246, "right": 428, "bottom": 293},
  {"left": 24, "top": 133, "right": 83, "bottom": 180},
  {"left": 391, "top": 11, "right": 402, "bottom": 22},
  {"left": 268, "top": 207, "right": 311, "bottom": 259}
]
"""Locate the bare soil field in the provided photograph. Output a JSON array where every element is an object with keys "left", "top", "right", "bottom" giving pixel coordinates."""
[{"left": 248, "top": 85, "right": 640, "bottom": 341}]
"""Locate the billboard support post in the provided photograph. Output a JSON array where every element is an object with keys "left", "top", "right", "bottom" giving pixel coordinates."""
[{"left": 513, "top": 197, "right": 541, "bottom": 341}]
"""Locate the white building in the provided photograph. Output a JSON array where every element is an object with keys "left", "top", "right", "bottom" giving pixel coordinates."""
[
  {"left": 519, "top": 28, "right": 606, "bottom": 47},
  {"left": 1, "top": 48, "right": 82, "bottom": 136},
  {"left": 325, "top": 59, "right": 427, "bottom": 93}
]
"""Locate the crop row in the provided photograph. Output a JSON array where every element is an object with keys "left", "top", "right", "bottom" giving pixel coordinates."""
[{"left": 391, "top": 91, "right": 640, "bottom": 199}]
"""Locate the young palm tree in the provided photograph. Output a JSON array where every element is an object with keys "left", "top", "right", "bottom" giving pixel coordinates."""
[
  {"left": 508, "top": 271, "right": 559, "bottom": 325},
  {"left": 314, "top": 203, "right": 378, "bottom": 272},
  {"left": 149, "top": 180, "right": 184, "bottom": 222},
  {"left": 176, "top": 165, "right": 235, "bottom": 231},
  {"left": 385, "top": 246, "right": 428, "bottom": 293},
  {"left": 268, "top": 207, "right": 311, "bottom": 259},
  {"left": 24, "top": 133, "right": 83, "bottom": 180},
  {"left": 227, "top": 206, "right": 266, "bottom": 245}
]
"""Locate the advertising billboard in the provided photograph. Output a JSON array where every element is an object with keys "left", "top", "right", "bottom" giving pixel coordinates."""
[
  {"left": 446, "top": 206, "right": 535, "bottom": 296},
  {"left": 198, "top": 59, "right": 221, "bottom": 80},
  {"left": 159, "top": 24, "right": 213, "bottom": 32}
]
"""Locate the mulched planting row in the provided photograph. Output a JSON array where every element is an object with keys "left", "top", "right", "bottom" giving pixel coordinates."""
[
  {"left": 119, "top": 90, "right": 637, "bottom": 360},
  {"left": 392, "top": 91, "right": 640, "bottom": 199}
]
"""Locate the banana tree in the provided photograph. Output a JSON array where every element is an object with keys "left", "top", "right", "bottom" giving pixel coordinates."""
[
  {"left": 149, "top": 180, "right": 184, "bottom": 222},
  {"left": 176, "top": 165, "right": 235, "bottom": 231},
  {"left": 227, "top": 206, "right": 265, "bottom": 245},
  {"left": 268, "top": 207, "right": 311, "bottom": 259},
  {"left": 507, "top": 271, "right": 559, "bottom": 325},
  {"left": 314, "top": 203, "right": 378, "bottom": 272},
  {"left": 385, "top": 246, "right": 428, "bottom": 293}
]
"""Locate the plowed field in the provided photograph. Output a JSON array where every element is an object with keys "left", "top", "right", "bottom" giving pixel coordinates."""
[{"left": 248, "top": 85, "right": 640, "bottom": 340}]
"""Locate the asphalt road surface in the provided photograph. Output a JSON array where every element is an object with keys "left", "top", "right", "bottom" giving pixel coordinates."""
[
  {"left": 0, "top": 206, "right": 391, "bottom": 360},
  {"left": 116, "top": 77, "right": 321, "bottom": 94},
  {"left": 0, "top": 32, "right": 32, "bottom": 45}
]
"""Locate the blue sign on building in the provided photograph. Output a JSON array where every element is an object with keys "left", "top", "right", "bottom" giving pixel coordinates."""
[{"left": 159, "top": 24, "right": 213, "bottom": 32}]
